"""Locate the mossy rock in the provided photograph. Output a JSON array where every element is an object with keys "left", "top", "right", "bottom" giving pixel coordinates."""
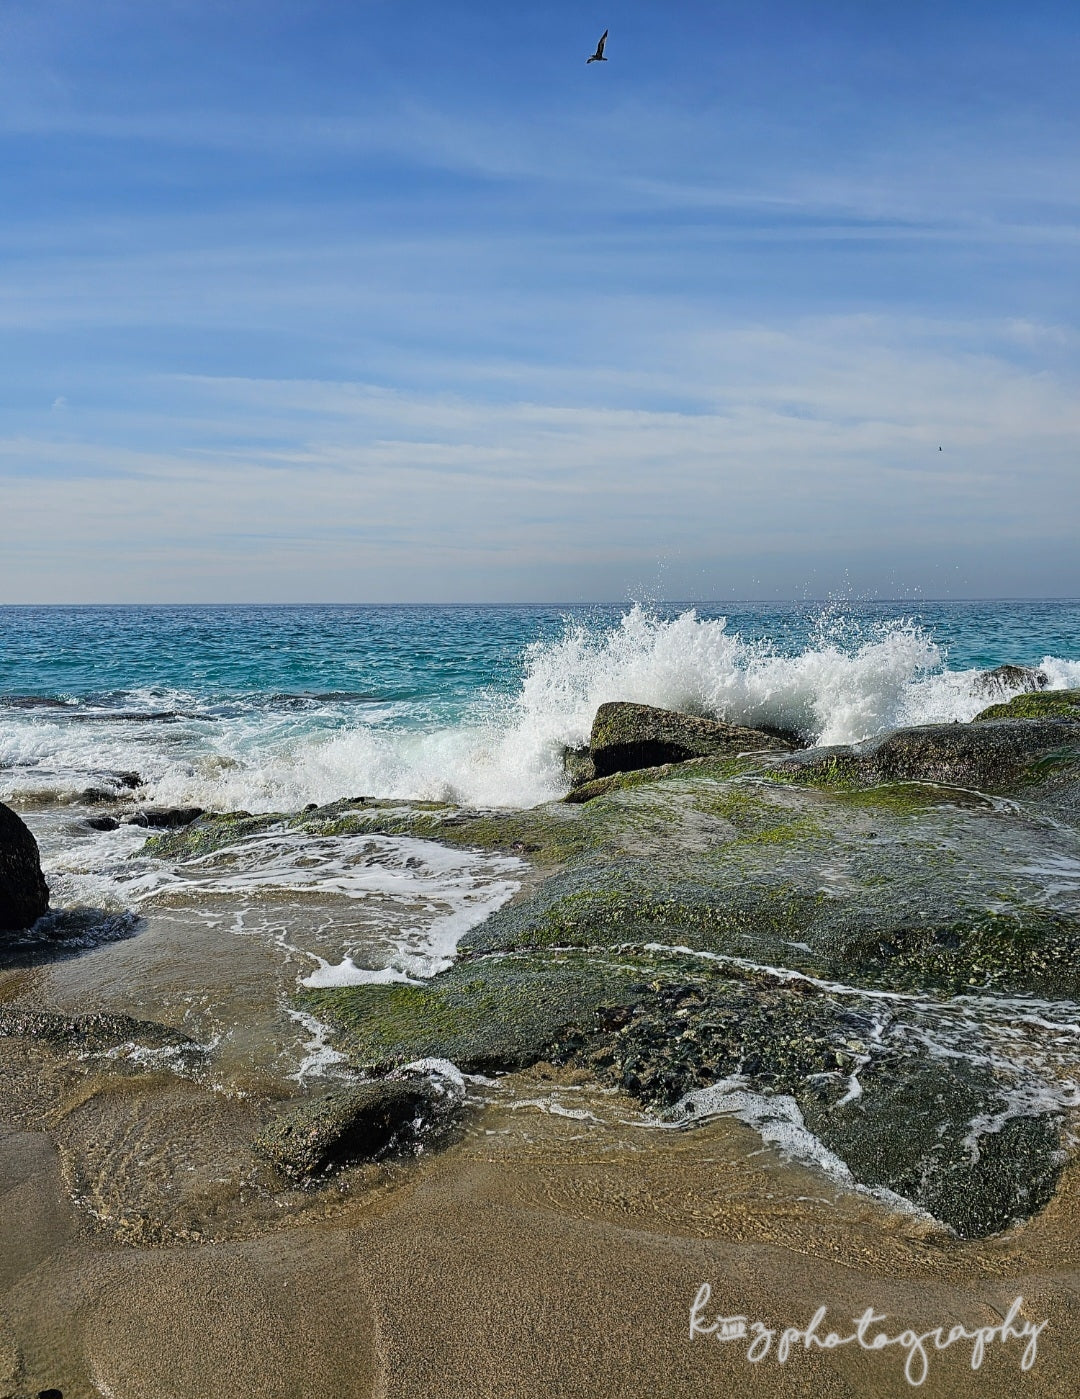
[
  {"left": 973, "top": 689, "right": 1080, "bottom": 723},
  {"left": 141, "top": 811, "right": 282, "bottom": 860},
  {"left": 254, "top": 1079, "right": 445, "bottom": 1179},
  {"left": 768, "top": 718, "right": 1080, "bottom": 794},
  {"left": 799, "top": 1054, "right": 1062, "bottom": 1238},
  {"left": 0, "top": 1008, "right": 191, "bottom": 1051},
  {"left": 298, "top": 951, "right": 657, "bottom": 1075},
  {"left": 588, "top": 701, "right": 790, "bottom": 778}
]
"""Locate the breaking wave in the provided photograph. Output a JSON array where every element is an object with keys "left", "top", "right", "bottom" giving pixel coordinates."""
[{"left": 3, "top": 605, "right": 1079, "bottom": 813}]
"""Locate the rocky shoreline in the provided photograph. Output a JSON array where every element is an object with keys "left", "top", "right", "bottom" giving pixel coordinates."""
[{"left": 4, "top": 688, "right": 1080, "bottom": 1244}]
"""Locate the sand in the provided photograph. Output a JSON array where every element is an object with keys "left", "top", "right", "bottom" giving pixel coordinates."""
[{"left": 3, "top": 1059, "right": 1080, "bottom": 1399}]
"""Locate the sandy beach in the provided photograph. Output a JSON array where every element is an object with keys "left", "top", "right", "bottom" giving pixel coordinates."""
[{"left": 4, "top": 1047, "right": 1080, "bottom": 1398}]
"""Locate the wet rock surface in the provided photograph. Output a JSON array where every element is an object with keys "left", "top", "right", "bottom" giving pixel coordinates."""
[
  {"left": 972, "top": 687, "right": 1080, "bottom": 724},
  {"left": 254, "top": 1077, "right": 454, "bottom": 1180},
  {"left": 588, "top": 701, "right": 791, "bottom": 778},
  {"left": 767, "top": 715, "right": 1080, "bottom": 794},
  {"left": 0, "top": 801, "right": 50, "bottom": 933},
  {"left": 974, "top": 663, "right": 1049, "bottom": 697},
  {"left": 124, "top": 806, "right": 204, "bottom": 829},
  {"left": 798, "top": 1051, "right": 1063, "bottom": 1238},
  {"left": 0, "top": 1008, "right": 191, "bottom": 1052},
  {"left": 300, "top": 698, "right": 1080, "bottom": 1236}
]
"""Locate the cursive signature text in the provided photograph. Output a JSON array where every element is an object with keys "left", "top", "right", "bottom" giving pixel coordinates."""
[{"left": 689, "top": 1284, "right": 1047, "bottom": 1386}]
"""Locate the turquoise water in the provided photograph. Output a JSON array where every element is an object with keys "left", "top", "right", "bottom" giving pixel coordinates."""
[
  {"left": 1, "top": 600, "right": 1078, "bottom": 811},
  {"left": 2, "top": 600, "right": 1079, "bottom": 701}
]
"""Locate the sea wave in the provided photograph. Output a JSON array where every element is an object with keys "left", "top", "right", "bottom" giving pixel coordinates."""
[{"left": 3, "top": 605, "right": 1079, "bottom": 813}]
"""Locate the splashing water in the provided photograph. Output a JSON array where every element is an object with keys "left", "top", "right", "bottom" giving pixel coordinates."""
[{"left": 2, "top": 602, "right": 1079, "bottom": 813}]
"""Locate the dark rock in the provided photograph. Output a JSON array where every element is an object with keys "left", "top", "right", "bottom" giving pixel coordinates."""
[
  {"left": 799, "top": 1053, "right": 1063, "bottom": 1238},
  {"left": 124, "top": 806, "right": 204, "bottom": 829},
  {"left": 254, "top": 1078, "right": 449, "bottom": 1179},
  {"left": 83, "top": 816, "right": 120, "bottom": 832},
  {"left": 0, "top": 801, "right": 49, "bottom": 932},
  {"left": 973, "top": 664, "right": 1048, "bottom": 698},
  {"left": 588, "top": 701, "right": 790, "bottom": 779},
  {"left": 561, "top": 745, "right": 596, "bottom": 789},
  {"left": 78, "top": 788, "right": 118, "bottom": 805},
  {"left": 771, "top": 717, "right": 1080, "bottom": 793},
  {"left": 0, "top": 1008, "right": 191, "bottom": 1050}
]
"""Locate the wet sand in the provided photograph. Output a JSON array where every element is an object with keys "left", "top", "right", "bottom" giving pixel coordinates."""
[{"left": 4, "top": 1048, "right": 1080, "bottom": 1399}]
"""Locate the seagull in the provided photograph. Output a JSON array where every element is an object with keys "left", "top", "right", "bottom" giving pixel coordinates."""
[{"left": 587, "top": 29, "right": 608, "bottom": 63}]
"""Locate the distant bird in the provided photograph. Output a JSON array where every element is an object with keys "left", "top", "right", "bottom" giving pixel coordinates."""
[
  {"left": 939, "top": 446, "right": 943, "bottom": 451},
  {"left": 587, "top": 29, "right": 608, "bottom": 63}
]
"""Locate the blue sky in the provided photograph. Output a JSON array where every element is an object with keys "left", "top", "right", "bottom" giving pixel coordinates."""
[{"left": 2, "top": 0, "right": 1078, "bottom": 602}]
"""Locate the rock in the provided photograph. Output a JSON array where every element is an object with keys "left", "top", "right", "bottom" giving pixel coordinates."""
[
  {"left": 79, "top": 787, "right": 120, "bottom": 805},
  {"left": 0, "top": 802, "right": 49, "bottom": 932},
  {"left": 300, "top": 952, "right": 650, "bottom": 1077},
  {"left": 771, "top": 716, "right": 1080, "bottom": 793},
  {"left": 799, "top": 1052, "right": 1063, "bottom": 1238},
  {"left": 0, "top": 1008, "right": 191, "bottom": 1050},
  {"left": 304, "top": 940, "right": 1066, "bottom": 1237},
  {"left": 588, "top": 701, "right": 790, "bottom": 779},
  {"left": 973, "top": 689, "right": 1080, "bottom": 724},
  {"left": 561, "top": 745, "right": 596, "bottom": 789},
  {"left": 123, "top": 806, "right": 204, "bottom": 829},
  {"left": 973, "top": 663, "right": 1048, "bottom": 698},
  {"left": 254, "top": 1078, "right": 450, "bottom": 1180},
  {"left": 83, "top": 816, "right": 120, "bottom": 832},
  {"left": 284, "top": 715, "right": 1080, "bottom": 1234}
]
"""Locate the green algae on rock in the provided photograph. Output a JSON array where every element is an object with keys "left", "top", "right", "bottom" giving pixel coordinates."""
[
  {"left": 588, "top": 701, "right": 791, "bottom": 779},
  {"left": 766, "top": 717, "right": 1080, "bottom": 794},
  {"left": 299, "top": 950, "right": 656, "bottom": 1075},
  {"left": 973, "top": 688, "right": 1080, "bottom": 723},
  {"left": 0, "top": 1008, "right": 192, "bottom": 1051},
  {"left": 798, "top": 1052, "right": 1064, "bottom": 1238},
  {"left": 144, "top": 700, "right": 1080, "bottom": 1237}
]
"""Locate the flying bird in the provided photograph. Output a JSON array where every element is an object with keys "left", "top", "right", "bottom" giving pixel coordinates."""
[{"left": 587, "top": 29, "right": 608, "bottom": 64}]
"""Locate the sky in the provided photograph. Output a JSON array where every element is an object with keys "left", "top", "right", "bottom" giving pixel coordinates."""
[{"left": 1, "top": 0, "right": 1078, "bottom": 603}]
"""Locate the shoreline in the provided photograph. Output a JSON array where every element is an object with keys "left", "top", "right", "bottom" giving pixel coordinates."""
[{"left": 3, "top": 690, "right": 1080, "bottom": 1393}]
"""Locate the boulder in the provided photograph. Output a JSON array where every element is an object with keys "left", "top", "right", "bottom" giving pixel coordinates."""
[
  {"left": 973, "top": 663, "right": 1048, "bottom": 698},
  {"left": 772, "top": 716, "right": 1080, "bottom": 793},
  {"left": 0, "top": 802, "right": 49, "bottom": 932},
  {"left": 561, "top": 745, "right": 596, "bottom": 789},
  {"left": 123, "top": 806, "right": 204, "bottom": 829},
  {"left": 254, "top": 1077, "right": 450, "bottom": 1180},
  {"left": 588, "top": 701, "right": 790, "bottom": 779},
  {"left": 973, "top": 689, "right": 1080, "bottom": 724},
  {"left": 798, "top": 1053, "right": 1062, "bottom": 1238},
  {"left": 0, "top": 1008, "right": 192, "bottom": 1051}
]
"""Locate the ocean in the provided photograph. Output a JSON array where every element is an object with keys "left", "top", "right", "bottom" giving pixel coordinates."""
[{"left": 3, "top": 599, "right": 1079, "bottom": 815}]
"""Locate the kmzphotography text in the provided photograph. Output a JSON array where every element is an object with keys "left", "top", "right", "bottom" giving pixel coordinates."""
[{"left": 689, "top": 1285, "right": 1048, "bottom": 1386}]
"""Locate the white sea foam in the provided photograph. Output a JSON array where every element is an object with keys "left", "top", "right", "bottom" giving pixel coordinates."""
[
  {"left": 41, "top": 827, "right": 523, "bottom": 986},
  {"left": 3, "top": 606, "right": 1078, "bottom": 813}
]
